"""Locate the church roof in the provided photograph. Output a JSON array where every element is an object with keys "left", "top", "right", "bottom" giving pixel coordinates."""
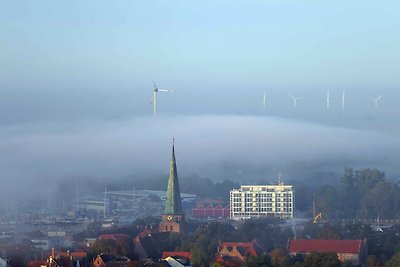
[{"left": 164, "top": 141, "right": 183, "bottom": 215}]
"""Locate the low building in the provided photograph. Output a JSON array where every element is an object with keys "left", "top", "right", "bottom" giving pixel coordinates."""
[
  {"left": 192, "top": 202, "right": 230, "bottom": 219},
  {"left": 288, "top": 239, "right": 367, "bottom": 266},
  {"left": 91, "top": 254, "right": 131, "bottom": 267},
  {"left": 230, "top": 184, "right": 294, "bottom": 220},
  {"left": 92, "top": 254, "right": 114, "bottom": 267},
  {"left": 163, "top": 256, "right": 191, "bottom": 267},
  {"left": 56, "top": 251, "right": 88, "bottom": 267},
  {"left": 27, "top": 249, "right": 89, "bottom": 267},
  {"left": 215, "top": 241, "right": 267, "bottom": 266}
]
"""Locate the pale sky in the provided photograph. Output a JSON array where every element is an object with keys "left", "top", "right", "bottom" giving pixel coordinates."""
[{"left": 0, "top": 0, "right": 400, "bottom": 105}]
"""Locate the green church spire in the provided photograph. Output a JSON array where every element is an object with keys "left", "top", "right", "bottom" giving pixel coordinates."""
[{"left": 164, "top": 139, "right": 182, "bottom": 215}]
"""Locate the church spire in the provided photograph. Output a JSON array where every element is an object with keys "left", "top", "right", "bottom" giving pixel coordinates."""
[{"left": 164, "top": 139, "right": 182, "bottom": 214}]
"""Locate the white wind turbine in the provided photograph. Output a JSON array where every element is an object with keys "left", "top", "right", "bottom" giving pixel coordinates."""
[
  {"left": 150, "top": 80, "right": 175, "bottom": 117},
  {"left": 289, "top": 93, "right": 303, "bottom": 108},
  {"left": 369, "top": 95, "right": 383, "bottom": 109},
  {"left": 326, "top": 90, "right": 330, "bottom": 110},
  {"left": 341, "top": 91, "right": 345, "bottom": 109},
  {"left": 263, "top": 91, "right": 266, "bottom": 108}
]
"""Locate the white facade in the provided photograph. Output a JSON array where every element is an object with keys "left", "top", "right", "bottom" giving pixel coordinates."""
[{"left": 230, "top": 184, "right": 294, "bottom": 220}]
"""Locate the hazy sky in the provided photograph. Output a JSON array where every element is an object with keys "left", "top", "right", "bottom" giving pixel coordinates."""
[
  {"left": 1, "top": 1, "right": 399, "bottom": 117},
  {"left": 0, "top": 1, "right": 399, "bottom": 198}
]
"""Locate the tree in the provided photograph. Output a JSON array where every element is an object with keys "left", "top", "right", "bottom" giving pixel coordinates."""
[
  {"left": 354, "top": 168, "right": 385, "bottom": 195},
  {"left": 303, "top": 252, "right": 341, "bottom": 267},
  {"left": 245, "top": 254, "right": 272, "bottom": 267},
  {"left": 341, "top": 168, "right": 387, "bottom": 218},
  {"left": 269, "top": 248, "right": 290, "bottom": 267},
  {"left": 341, "top": 167, "right": 360, "bottom": 217},
  {"left": 191, "top": 245, "right": 209, "bottom": 267},
  {"left": 316, "top": 185, "right": 340, "bottom": 219},
  {"left": 361, "top": 181, "right": 400, "bottom": 218},
  {"left": 317, "top": 223, "right": 342, "bottom": 240},
  {"left": 366, "top": 255, "right": 380, "bottom": 266},
  {"left": 212, "top": 262, "right": 227, "bottom": 267},
  {"left": 292, "top": 182, "right": 310, "bottom": 211},
  {"left": 385, "top": 251, "right": 400, "bottom": 267}
]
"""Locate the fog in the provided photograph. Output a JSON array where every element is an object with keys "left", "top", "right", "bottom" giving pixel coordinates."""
[{"left": 1, "top": 113, "right": 399, "bottom": 203}]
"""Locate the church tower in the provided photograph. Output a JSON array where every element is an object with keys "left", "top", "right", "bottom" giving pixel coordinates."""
[{"left": 159, "top": 140, "right": 185, "bottom": 233}]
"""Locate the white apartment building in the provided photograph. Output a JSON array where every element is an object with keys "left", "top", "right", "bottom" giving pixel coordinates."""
[{"left": 230, "top": 184, "right": 294, "bottom": 220}]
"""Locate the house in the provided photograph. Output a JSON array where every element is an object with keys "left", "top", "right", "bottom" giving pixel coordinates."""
[
  {"left": 161, "top": 252, "right": 191, "bottom": 260},
  {"left": 134, "top": 232, "right": 170, "bottom": 261},
  {"left": 288, "top": 239, "right": 367, "bottom": 266},
  {"left": 27, "top": 249, "right": 89, "bottom": 267},
  {"left": 91, "top": 254, "right": 131, "bottom": 267},
  {"left": 215, "top": 241, "right": 267, "bottom": 266},
  {"left": 56, "top": 251, "right": 88, "bottom": 267},
  {"left": 162, "top": 256, "right": 191, "bottom": 267},
  {"left": 161, "top": 252, "right": 191, "bottom": 267},
  {"left": 92, "top": 254, "right": 114, "bottom": 267}
]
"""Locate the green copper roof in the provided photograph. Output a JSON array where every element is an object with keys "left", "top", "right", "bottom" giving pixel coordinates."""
[{"left": 164, "top": 142, "right": 183, "bottom": 215}]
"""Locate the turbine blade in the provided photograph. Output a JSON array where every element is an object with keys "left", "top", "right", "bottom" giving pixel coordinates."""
[
  {"left": 152, "top": 78, "right": 157, "bottom": 89},
  {"left": 377, "top": 95, "right": 383, "bottom": 100}
]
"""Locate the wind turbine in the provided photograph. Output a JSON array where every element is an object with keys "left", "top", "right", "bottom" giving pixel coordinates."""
[
  {"left": 369, "top": 95, "right": 383, "bottom": 109},
  {"left": 263, "top": 91, "right": 266, "bottom": 108},
  {"left": 326, "top": 90, "right": 330, "bottom": 110},
  {"left": 341, "top": 91, "right": 345, "bottom": 109},
  {"left": 289, "top": 93, "right": 302, "bottom": 108},
  {"left": 149, "top": 80, "right": 175, "bottom": 117}
]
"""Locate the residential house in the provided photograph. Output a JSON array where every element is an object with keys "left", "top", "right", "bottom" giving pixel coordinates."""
[
  {"left": 288, "top": 239, "right": 367, "bottom": 266},
  {"left": 91, "top": 254, "right": 131, "bottom": 267},
  {"left": 215, "top": 241, "right": 267, "bottom": 267}
]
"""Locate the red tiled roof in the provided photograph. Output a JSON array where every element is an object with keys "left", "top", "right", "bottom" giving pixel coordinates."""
[
  {"left": 219, "top": 241, "right": 258, "bottom": 257},
  {"left": 162, "top": 251, "right": 192, "bottom": 260},
  {"left": 289, "top": 239, "right": 362, "bottom": 254},
  {"left": 57, "top": 251, "right": 87, "bottom": 258}
]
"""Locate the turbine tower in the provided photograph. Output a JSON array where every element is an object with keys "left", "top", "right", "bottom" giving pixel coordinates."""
[
  {"left": 369, "top": 95, "right": 383, "bottom": 109},
  {"left": 289, "top": 93, "right": 302, "bottom": 108},
  {"left": 150, "top": 80, "right": 175, "bottom": 117},
  {"left": 326, "top": 90, "right": 330, "bottom": 110},
  {"left": 342, "top": 91, "right": 345, "bottom": 109},
  {"left": 263, "top": 91, "right": 266, "bottom": 108}
]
